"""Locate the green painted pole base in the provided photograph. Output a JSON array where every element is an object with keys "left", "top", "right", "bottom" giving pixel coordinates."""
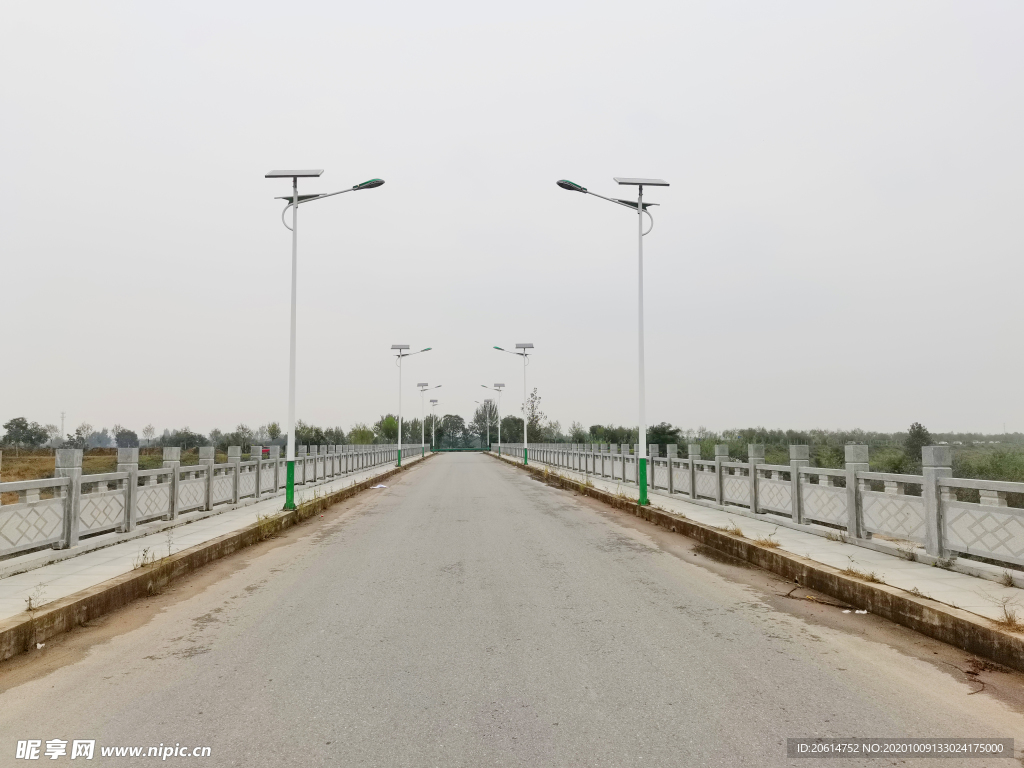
[
  {"left": 422, "top": 446, "right": 425, "bottom": 458},
  {"left": 397, "top": 447, "right": 402, "bottom": 467},
  {"left": 524, "top": 447, "right": 528, "bottom": 466},
  {"left": 638, "top": 457, "right": 649, "bottom": 506},
  {"left": 283, "top": 460, "right": 296, "bottom": 510}
]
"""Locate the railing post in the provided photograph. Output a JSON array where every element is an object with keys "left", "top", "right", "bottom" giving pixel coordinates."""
[
  {"left": 789, "top": 446, "right": 810, "bottom": 524},
  {"left": 648, "top": 444, "right": 658, "bottom": 491},
  {"left": 714, "top": 444, "right": 729, "bottom": 505},
  {"left": 250, "top": 445, "right": 263, "bottom": 497},
  {"left": 748, "top": 444, "right": 765, "bottom": 513},
  {"left": 117, "top": 447, "right": 139, "bottom": 531},
  {"left": 55, "top": 449, "right": 83, "bottom": 549},
  {"left": 163, "top": 447, "right": 181, "bottom": 519},
  {"left": 269, "top": 445, "right": 281, "bottom": 490},
  {"left": 688, "top": 444, "right": 700, "bottom": 498},
  {"left": 228, "top": 446, "right": 241, "bottom": 503},
  {"left": 666, "top": 444, "right": 677, "bottom": 494},
  {"left": 922, "top": 445, "right": 952, "bottom": 557},
  {"left": 199, "top": 447, "right": 215, "bottom": 509},
  {"left": 845, "top": 445, "right": 869, "bottom": 538},
  {"left": 297, "top": 445, "right": 307, "bottom": 484}
]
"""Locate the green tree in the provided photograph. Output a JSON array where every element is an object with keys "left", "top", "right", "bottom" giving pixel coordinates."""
[
  {"left": 523, "top": 387, "right": 546, "bottom": 436},
  {"left": 569, "top": 421, "right": 588, "bottom": 443},
  {"left": 115, "top": 428, "right": 139, "bottom": 448},
  {"left": 2, "top": 417, "right": 48, "bottom": 454},
  {"left": 267, "top": 422, "right": 282, "bottom": 441},
  {"left": 501, "top": 416, "right": 524, "bottom": 443},
  {"left": 440, "top": 414, "right": 467, "bottom": 448},
  {"left": 904, "top": 422, "right": 932, "bottom": 461},
  {"left": 374, "top": 415, "right": 399, "bottom": 442},
  {"left": 647, "top": 422, "right": 681, "bottom": 450},
  {"left": 349, "top": 423, "right": 374, "bottom": 444}
]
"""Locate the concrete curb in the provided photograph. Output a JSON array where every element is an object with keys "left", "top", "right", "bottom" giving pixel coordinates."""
[
  {"left": 0, "top": 453, "right": 437, "bottom": 663},
  {"left": 490, "top": 453, "right": 1024, "bottom": 673}
]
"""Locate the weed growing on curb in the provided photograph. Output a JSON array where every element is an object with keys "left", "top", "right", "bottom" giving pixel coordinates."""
[
  {"left": 255, "top": 512, "right": 275, "bottom": 542},
  {"left": 720, "top": 519, "right": 744, "bottom": 537},
  {"left": 24, "top": 583, "right": 46, "bottom": 612},
  {"left": 165, "top": 527, "right": 174, "bottom": 559},
  {"left": 826, "top": 531, "right": 848, "bottom": 544},
  {"left": 894, "top": 540, "right": 918, "bottom": 561},
  {"left": 132, "top": 547, "right": 155, "bottom": 569},
  {"left": 987, "top": 595, "right": 1024, "bottom": 631},
  {"left": 1001, "top": 571, "right": 1016, "bottom": 588},
  {"left": 933, "top": 556, "right": 958, "bottom": 570},
  {"left": 754, "top": 527, "right": 781, "bottom": 548},
  {"left": 841, "top": 556, "right": 884, "bottom": 583}
]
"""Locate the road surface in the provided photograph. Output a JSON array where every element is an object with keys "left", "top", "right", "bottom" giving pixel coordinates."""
[{"left": 1, "top": 453, "right": 1022, "bottom": 766}]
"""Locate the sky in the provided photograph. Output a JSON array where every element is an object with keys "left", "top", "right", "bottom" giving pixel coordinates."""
[{"left": 1, "top": 0, "right": 1022, "bottom": 439}]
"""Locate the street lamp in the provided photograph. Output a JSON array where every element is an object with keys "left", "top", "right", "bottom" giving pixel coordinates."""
[
  {"left": 430, "top": 399, "right": 439, "bottom": 448},
  {"left": 556, "top": 176, "right": 668, "bottom": 505},
  {"left": 481, "top": 383, "right": 504, "bottom": 454},
  {"left": 494, "top": 344, "right": 533, "bottom": 465},
  {"left": 266, "top": 169, "right": 385, "bottom": 510},
  {"left": 473, "top": 400, "right": 494, "bottom": 449},
  {"left": 418, "top": 383, "right": 441, "bottom": 457},
  {"left": 392, "top": 345, "right": 432, "bottom": 466}
]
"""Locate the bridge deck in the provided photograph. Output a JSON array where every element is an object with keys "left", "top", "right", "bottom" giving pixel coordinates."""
[{"left": 1, "top": 453, "right": 1020, "bottom": 765}]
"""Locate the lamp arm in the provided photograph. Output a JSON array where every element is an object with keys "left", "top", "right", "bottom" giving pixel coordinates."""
[
  {"left": 279, "top": 187, "right": 355, "bottom": 231},
  {"left": 587, "top": 191, "right": 655, "bottom": 235}
]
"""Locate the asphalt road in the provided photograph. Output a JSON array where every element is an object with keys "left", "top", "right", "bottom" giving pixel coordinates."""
[{"left": 2, "top": 453, "right": 1023, "bottom": 767}]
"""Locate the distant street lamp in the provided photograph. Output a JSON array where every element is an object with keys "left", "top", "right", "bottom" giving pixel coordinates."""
[
  {"left": 474, "top": 400, "right": 494, "bottom": 448},
  {"left": 430, "top": 399, "right": 440, "bottom": 448},
  {"left": 481, "top": 383, "right": 504, "bottom": 454},
  {"left": 392, "top": 345, "right": 432, "bottom": 466},
  {"left": 556, "top": 176, "right": 668, "bottom": 505},
  {"left": 494, "top": 344, "right": 534, "bottom": 465},
  {"left": 418, "top": 383, "right": 441, "bottom": 457},
  {"left": 265, "top": 169, "right": 385, "bottom": 510}
]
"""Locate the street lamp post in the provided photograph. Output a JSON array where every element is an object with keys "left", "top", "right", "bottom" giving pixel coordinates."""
[
  {"left": 392, "top": 345, "right": 432, "bottom": 467},
  {"left": 555, "top": 176, "right": 668, "bottom": 506},
  {"left": 481, "top": 383, "right": 504, "bottom": 454},
  {"left": 494, "top": 344, "right": 533, "bottom": 465},
  {"left": 430, "top": 399, "right": 439, "bottom": 448},
  {"left": 474, "top": 400, "right": 493, "bottom": 448},
  {"left": 418, "top": 383, "right": 441, "bottom": 457},
  {"left": 265, "top": 170, "right": 385, "bottom": 510}
]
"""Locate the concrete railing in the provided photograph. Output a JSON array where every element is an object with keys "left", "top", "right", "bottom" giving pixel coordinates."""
[
  {"left": 494, "top": 442, "right": 1024, "bottom": 571},
  {"left": 0, "top": 442, "right": 426, "bottom": 559}
]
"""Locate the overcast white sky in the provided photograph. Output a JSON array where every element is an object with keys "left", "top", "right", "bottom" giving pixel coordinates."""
[{"left": 2, "top": 1, "right": 1022, "bottom": 438}]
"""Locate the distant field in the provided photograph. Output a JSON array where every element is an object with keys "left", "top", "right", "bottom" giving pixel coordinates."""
[{"left": 0, "top": 449, "right": 232, "bottom": 504}]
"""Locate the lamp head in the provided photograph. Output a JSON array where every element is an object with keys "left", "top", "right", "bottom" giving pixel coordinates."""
[
  {"left": 557, "top": 179, "right": 587, "bottom": 193},
  {"left": 353, "top": 178, "right": 385, "bottom": 190}
]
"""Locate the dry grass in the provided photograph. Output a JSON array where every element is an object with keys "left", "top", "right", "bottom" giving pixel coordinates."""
[
  {"left": 1, "top": 449, "right": 230, "bottom": 504},
  {"left": 988, "top": 595, "right": 1024, "bottom": 632},
  {"left": 132, "top": 547, "right": 156, "bottom": 569},
  {"left": 894, "top": 540, "right": 919, "bottom": 562},
  {"left": 826, "top": 531, "right": 848, "bottom": 544},
  {"left": 753, "top": 528, "right": 782, "bottom": 548},
  {"left": 841, "top": 557, "right": 884, "bottom": 583},
  {"left": 720, "top": 519, "right": 744, "bottom": 537},
  {"left": 255, "top": 512, "right": 276, "bottom": 542},
  {"left": 1001, "top": 570, "right": 1016, "bottom": 588}
]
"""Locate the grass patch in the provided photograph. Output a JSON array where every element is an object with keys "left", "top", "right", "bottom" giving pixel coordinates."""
[
  {"left": 255, "top": 512, "right": 276, "bottom": 542},
  {"left": 753, "top": 527, "right": 781, "bottom": 548},
  {"left": 841, "top": 556, "right": 884, "bottom": 583},
  {"left": 132, "top": 547, "right": 156, "bottom": 569},
  {"left": 988, "top": 595, "right": 1024, "bottom": 632},
  {"left": 719, "top": 519, "right": 744, "bottom": 537},
  {"left": 826, "top": 531, "right": 848, "bottom": 544},
  {"left": 1001, "top": 570, "right": 1016, "bottom": 588}
]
